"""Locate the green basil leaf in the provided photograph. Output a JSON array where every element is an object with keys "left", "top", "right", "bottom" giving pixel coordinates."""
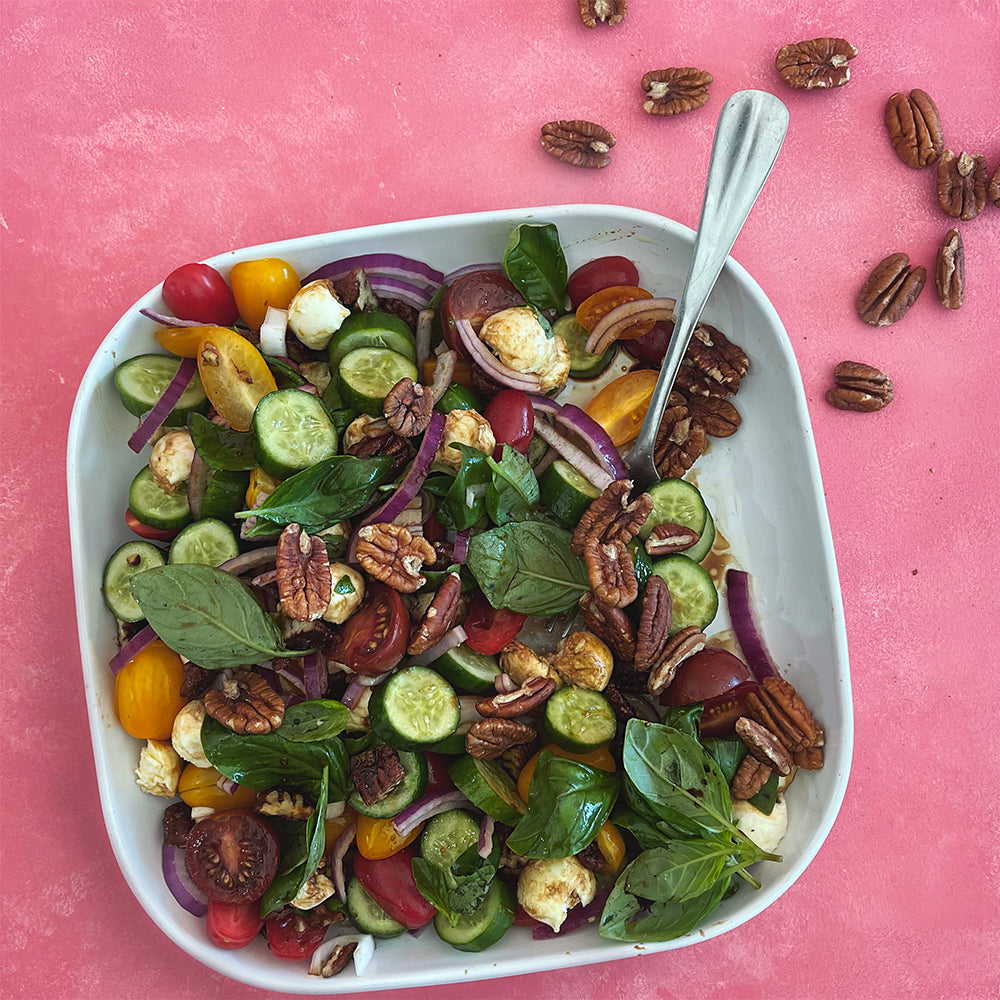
[
  {"left": 486, "top": 445, "right": 540, "bottom": 525},
  {"left": 624, "top": 842, "right": 729, "bottom": 905},
  {"left": 659, "top": 703, "right": 703, "bottom": 739},
  {"left": 412, "top": 858, "right": 460, "bottom": 926},
  {"left": 435, "top": 445, "right": 491, "bottom": 530},
  {"left": 188, "top": 412, "right": 258, "bottom": 471},
  {"left": 502, "top": 223, "right": 568, "bottom": 313},
  {"left": 702, "top": 737, "right": 746, "bottom": 787},
  {"left": 131, "top": 564, "right": 305, "bottom": 670},
  {"left": 747, "top": 770, "right": 780, "bottom": 815},
  {"left": 280, "top": 700, "right": 350, "bottom": 743}
]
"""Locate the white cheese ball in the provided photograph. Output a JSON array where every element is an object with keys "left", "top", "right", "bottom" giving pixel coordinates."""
[
  {"left": 433, "top": 409, "right": 496, "bottom": 472},
  {"left": 135, "top": 739, "right": 183, "bottom": 797},
  {"left": 732, "top": 797, "right": 788, "bottom": 854},
  {"left": 170, "top": 700, "right": 211, "bottom": 768},
  {"left": 148, "top": 429, "right": 195, "bottom": 495},
  {"left": 287, "top": 279, "right": 350, "bottom": 350},
  {"left": 549, "top": 631, "right": 614, "bottom": 690},
  {"left": 322, "top": 563, "right": 365, "bottom": 624},
  {"left": 478, "top": 306, "right": 570, "bottom": 392},
  {"left": 517, "top": 856, "right": 596, "bottom": 932}
]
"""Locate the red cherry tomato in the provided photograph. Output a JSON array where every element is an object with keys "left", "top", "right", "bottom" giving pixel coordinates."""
[
  {"left": 659, "top": 648, "right": 754, "bottom": 706},
  {"left": 439, "top": 271, "right": 524, "bottom": 353},
  {"left": 125, "top": 508, "right": 181, "bottom": 541},
  {"left": 567, "top": 256, "right": 640, "bottom": 310},
  {"left": 265, "top": 907, "right": 333, "bottom": 961},
  {"left": 352, "top": 846, "right": 437, "bottom": 929},
  {"left": 162, "top": 263, "right": 239, "bottom": 326},
  {"left": 206, "top": 900, "right": 264, "bottom": 950},
  {"left": 329, "top": 582, "right": 409, "bottom": 677},
  {"left": 622, "top": 319, "right": 675, "bottom": 365},
  {"left": 463, "top": 590, "right": 527, "bottom": 655},
  {"left": 185, "top": 811, "right": 280, "bottom": 904},
  {"left": 424, "top": 752, "right": 455, "bottom": 796},
  {"left": 513, "top": 904, "right": 542, "bottom": 927},
  {"left": 484, "top": 389, "right": 534, "bottom": 458}
]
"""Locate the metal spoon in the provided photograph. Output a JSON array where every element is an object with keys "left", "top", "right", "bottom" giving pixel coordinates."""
[{"left": 626, "top": 89, "right": 789, "bottom": 491}]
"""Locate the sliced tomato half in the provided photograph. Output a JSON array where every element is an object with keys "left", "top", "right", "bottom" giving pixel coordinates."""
[{"left": 463, "top": 591, "right": 527, "bottom": 655}]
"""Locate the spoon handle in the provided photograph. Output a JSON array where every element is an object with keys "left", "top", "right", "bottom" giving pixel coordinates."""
[{"left": 627, "top": 89, "right": 789, "bottom": 490}]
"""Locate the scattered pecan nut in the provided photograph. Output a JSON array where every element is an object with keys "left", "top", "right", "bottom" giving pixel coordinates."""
[
  {"left": 571, "top": 480, "right": 652, "bottom": 556},
  {"left": 686, "top": 395, "right": 742, "bottom": 438},
  {"left": 884, "top": 89, "right": 943, "bottom": 169},
  {"left": 179, "top": 661, "right": 215, "bottom": 700},
  {"left": 646, "top": 625, "right": 707, "bottom": 696},
  {"left": 730, "top": 754, "right": 772, "bottom": 801},
  {"left": 745, "top": 676, "right": 824, "bottom": 755},
  {"left": 355, "top": 522, "right": 436, "bottom": 593},
  {"left": 654, "top": 402, "right": 706, "bottom": 479},
  {"left": 312, "top": 941, "right": 357, "bottom": 978},
  {"left": 936, "top": 150, "right": 988, "bottom": 221},
  {"left": 855, "top": 252, "right": 926, "bottom": 326},
  {"left": 645, "top": 522, "right": 700, "bottom": 556},
  {"left": 384, "top": 377, "right": 433, "bottom": 437},
  {"left": 794, "top": 745, "right": 825, "bottom": 770},
  {"left": 408, "top": 572, "right": 462, "bottom": 654},
  {"left": 990, "top": 162, "right": 1000, "bottom": 208},
  {"left": 578, "top": 592, "right": 636, "bottom": 662},
  {"left": 935, "top": 228, "right": 965, "bottom": 310},
  {"left": 345, "top": 420, "right": 412, "bottom": 476},
  {"left": 576, "top": 840, "right": 607, "bottom": 872},
  {"left": 583, "top": 538, "right": 639, "bottom": 608},
  {"left": 540, "top": 119, "right": 616, "bottom": 169},
  {"left": 685, "top": 324, "right": 749, "bottom": 395},
  {"left": 633, "top": 574, "right": 672, "bottom": 676},
  {"left": 476, "top": 675, "right": 556, "bottom": 718},
  {"left": 825, "top": 361, "right": 894, "bottom": 412},
  {"left": 735, "top": 717, "right": 793, "bottom": 776},
  {"left": 641, "top": 68, "right": 713, "bottom": 116},
  {"left": 466, "top": 718, "right": 537, "bottom": 760},
  {"left": 578, "top": 0, "right": 626, "bottom": 28},
  {"left": 276, "top": 523, "right": 333, "bottom": 622},
  {"left": 350, "top": 744, "right": 405, "bottom": 807},
  {"left": 204, "top": 670, "right": 285, "bottom": 734},
  {"left": 601, "top": 680, "right": 638, "bottom": 722},
  {"left": 775, "top": 37, "right": 857, "bottom": 90}
]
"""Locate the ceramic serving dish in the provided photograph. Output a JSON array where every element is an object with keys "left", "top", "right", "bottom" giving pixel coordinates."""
[{"left": 67, "top": 204, "right": 852, "bottom": 994}]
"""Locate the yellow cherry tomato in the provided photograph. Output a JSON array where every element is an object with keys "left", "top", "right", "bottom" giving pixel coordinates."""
[
  {"left": 595, "top": 821, "right": 626, "bottom": 875},
  {"left": 355, "top": 814, "right": 423, "bottom": 860},
  {"left": 195, "top": 326, "right": 278, "bottom": 431},
  {"left": 230, "top": 258, "right": 300, "bottom": 330},
  {"left": 324, "top": 804, "right": 358, "bottom": 854},
  {"left": 575, "top": 285, "right": 655, "bottom": 338},
  {"left": 246, "top": 466, "right": 283, "bottom": 508},
  {"left": 114, "top": 639, "right": 188, "bottom": 740},
  {"left": 517, "top": 742, "right": 616, "bottom": 803},
  {"left": 584, "top": 368, "right": 660, "bottom": 447},
  {"left": 154, "top": 325, "right": 215, "bottom": 358},
  {"left": 178, "top": 763, "right": 259, "bottom": 810}
]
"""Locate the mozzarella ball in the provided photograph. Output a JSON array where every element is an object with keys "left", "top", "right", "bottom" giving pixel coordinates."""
[
  {"left": 287, "top": 279, "right": 350, "bottom": 350},
  {"left": 135, "top": 739, "right": 183, "bottom": 797},
  {"left": 170, "top": 700, "right": 211, "bottom": 768},
  {"left": 478, "top": 306, "right": 570, "bottom": 392},
  {"left": 433, "top": 409, "right": 496, "bottom": 471},
  {"left": 149, "top": 429, "right": 195, "bottom": 495},
  {"left": 517, "top": 856, "right": 597, "bottom": 932},
  {"left": 731, "top": 797, "right": 788, "bottom": 854}
]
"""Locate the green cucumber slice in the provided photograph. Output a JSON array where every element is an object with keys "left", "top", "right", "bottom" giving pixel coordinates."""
[
  {"left": 640, "top": 477, "right": 709, "bottom": 542},
  {"left": 338, "top": 348, "right": 419, "bottom": 416},
  {"left": 368, "top": 666, "right": 460, "bottom": 751},
  {"left": 113, "top": 354, "right": 208, "bottom": 425},
  {"left": 543, "top": 686, "right": 617, "bottom": 753},
  {"left": 448, "top": 755, "right": 526, "bottom": 826},
  {"left": 684, "top": 506, "right": 716, "bottom": 563},
  {"left": 650, "top": 554, "right": 719, "bottom": 634},
  {"left": 538, "top": 458, "right": 602, "bottom": 529},
  {"left": 420, "top": 809, "right": 482, "bottom": 870},
  {"left": 347, "top": 748, "right": 429, "bottom": 818},
  {"left": 102, "top": 541, "right": 166, "bottom": 621},
  {"left": 251, "top": 387, "right": 339, "bottom": 479},
  {"left": 552, "top": 314, "right": 615, "bottom": 379},
  {"left": 429, "top": 644, "right": 501, "bottom": 696},
  {"left": 345, "top": 877, "right": 406, "bottom": 938},
  {"left": 326, "top": 310, "right": 416, "bottom": 382},
  {"left": 127, "top": 466, "right": 192, "bottom": 530},
  {"left": 433, "top": 878, "right": 515, "bottom": 952},
  {"left": 167, "top": 518, "right": 240, "bottom": 566},
  {"left": 435, "top": 383, "right": 482, "bottom": 413}
]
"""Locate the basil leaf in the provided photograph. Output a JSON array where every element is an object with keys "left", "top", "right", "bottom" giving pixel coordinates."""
[
  {"left": 624, "top": 842, "right": 729, "bottom": 905},
  {"left": 748, "top": 770, "right": 780, "bottom": 815},
  {"left": 435, "top": 445, "right": 491, "bottom": 530},
  {"left": 659, "top": 703, "right": 703, "bottom": 739},
  {"left": 502, "top": 223, "right": 568, "bottom": 313},
  {"left": 411, "top": 858, "right": 457, "bottom": 923},
  {"left": 506, "top": 752, "right": 618, "bottom": 858},
  {"left": 466, "top": 520, "right": 589, "bottom": 615},
  {"left": 702, "top": 737, "right": 746, "bottom": 787},
  {"left": 131, "top": 564, "right": 305, "bottom": 670},
  {"left": 280, "top": 700, "right": 350, "bottom": 743},
  {"left": 486, "top": 445, "right": 540, "bottom": 525},
  {"left": 187, "top": 412, "right": 257, "bottom": 471}
]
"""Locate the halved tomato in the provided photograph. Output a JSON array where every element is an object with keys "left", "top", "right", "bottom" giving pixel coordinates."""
[
  {"left": 329, "top": 582, "right": 409, "bottom": 677},
  {"left": 265, "top": 906, "right": 334, "bottom": 961},
  {"left": 575, "top": 285, "right": 655, "bottom": 339},
  {"left": 439, "top": 271, "right": 524, "bottom": 353},
  {"left": 206, "top": 900, "right": 264, "bottom": 949},
  {"left": 463, "top": 591, "right": 526, "bottom": 655},
  {"left": 195, "top": 327, "right": 277, "bottom": 431},
  {"left": 185, "top": 810, "right": 280, "bottom": 904}
]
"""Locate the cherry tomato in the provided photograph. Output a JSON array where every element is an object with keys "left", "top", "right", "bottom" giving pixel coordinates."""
[
  {"left": 206, "top": 900, "right": 264, "bottom": 949},
  {"left": 424, "top": 752, "right": 455, "bottom": 796},
  {"left": 584, "top": 369, "right": 659, "bottom": 447},
  {"left": 567, "top": 256, "right": 640, "bottom": 309},
  {"left": 659, "top": 647, "right": 754, "bottom": 706},
  {"left": 484, "top": 389, "right": 534, "bottom": 458},
  {"left": 575, "top": 285, "right": 655, "bottom": 339},
  {"left": 696, "top": 681, "right": 761, "bottom": 739},
  {"left": 185, "top": 810, "right": 280, "bottom": 904},
  {"left": 265, "top": 907, "right": 333, "bottom": 961},
  {"left": 353, "top": 846, "right": 437, "bottom": 929},
  {"left": 114, "top": 639, "right": 187, "bottom": 740},
  {"left": 463, "top": 591, "right": 527, "bottom": 655},
  {"left": 162, "top": 263, "right": 239, "bottom": 327},
  {"left": 439, "top": 271, "right": 524, "bottom": 353},
  {"left": 178, "top": 764, "right": 258, "bottom": 811},
  {"left": 355, "top": 814, "right": 423, "bottom": 859},
  {"left": 154, "top": 324, "right": 214, "bottom": 358},
  {"left": 517, "top": 743, "right": 616, "bottom": 803},
  {"left": 622, "top": 319, "right": 675, "bottom": 365},
  {"left": 245, "top": 466, "right": 282, "bottom": 508},
  {"left": 595, "top": 821, "right": 626, "bottom": 875},
  {"left": 230, "top": 258, "right": 300, "bottom": 330},
  {"left": 323, "top": 804, "right": 357, "bottom": 853},
  {"left": 125, "top": 508, "right": 180, "bottom": 541},
  {"left": 329, "top": 582, "right": 409, "bottom": 676},
  {"left": 196, "top": 326, "right": 278, "bottom": 432}
]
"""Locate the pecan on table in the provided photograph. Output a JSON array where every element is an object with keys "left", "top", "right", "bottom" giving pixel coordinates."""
[
  {"left": 654, "top": 398, "right": 707, "bottom": 480},
  {"left": 384, "top": 377, "right": 433, "bottom": 437},
  {"left": 646, "top": 625, "right": 707, "bottom": 696},
  {"left": 540, "top": 119, "right": 616, "bottom": 169},
  {"left": 408, "top": 572, "right": 462, "bottom": 655},
  {"left": 884, "top": 89, "right": 943, "bottom": 169},
  {"left": 936, "top": 150, "right": 988, "bottom": 221},
  {"left": 204, "top": 670, "right": 285, "bottom": 734},
  {"left": 855, "top": 252, "right": 926, "bottom": 326},
  {"left": 350, "top": 744, "right": 405, "bottom": 807},
  {"left": 685, "top": 324, "right": 749, "bottom": 396},
  {"left": 775, "top": 37, "right": 857, "bottom": 90},
  {"left": 355, "top": 522, "right": 436, "bottom": 593},
  {"left": 935, "top": 228, "right": 965, "bottom": 310},
  {"left": 640, "top": 68, "right": 713, "bottom": 116},
  {"left": 990, "top": 162, "right": 1000, "bottom": 208},
  {"left": 466, "top": 718, "right": 537, "bottom": 760},
  {"left": 735, "top": 716, "right": 794, "bottom": 776},
  {"left": 578, "top": 0, "right": 626, "bottom": 28},
  {"left": 578, "top": 592, "right": 636, "bottom": 663},
  {"left": 825, "top": 360, "right": 894, "bottom": 412},
  {"left": 644, "top": 522, "right": 700, "bottom": 556},
  {"left": 730, "top": 754, "right": 773, "bottom": 801},
  {"left": 276, "top": 523, "right": 333, "bottom": 621},
  {"left": 476, "top": 675, "right": 556, "bottom": 718},
  {"left": 745, "top": 676, "right": 824, "bottom": 755}
]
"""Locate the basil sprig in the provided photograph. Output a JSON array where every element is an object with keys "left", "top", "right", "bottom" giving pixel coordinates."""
[
  {"left": 502, "top": 222, "right": 568, "bottom": 313},
  {"left": 187, "top": 412, "right": 257, "bottom": 471},
  {"left": 412, "top": 844, "right": 499, "bottom": 926}
]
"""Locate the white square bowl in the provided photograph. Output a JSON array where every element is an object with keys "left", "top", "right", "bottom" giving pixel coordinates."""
[{"left": 67, "top": 204, "right": 852, "bottom": 994}]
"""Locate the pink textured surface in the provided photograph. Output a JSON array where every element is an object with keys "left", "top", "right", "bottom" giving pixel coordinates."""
[{"left": 2, "top": 2, "right": 998, "bottom": 998}]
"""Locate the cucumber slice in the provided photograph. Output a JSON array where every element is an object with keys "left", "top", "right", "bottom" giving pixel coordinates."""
[
  {"left": 543, "top": 686, "right": 617, "bottom": 753},
  {"left": 167, "top": 518, "right": 240, "bottom": 566},
  {"left": 640, "top": 477, "right": 709, "bottom": 542},
  {"left": 684, "top": 506, "right": 716, "bottom": 563},
  {"left": 199, "top": 468, "right": 251, "bottom": 522},
  {"left": 448, "top": 755, "right": 526, "bottom": 826},
  {"left": 539, "top": 459, "right": 601, "bottom": 530},
  {"left": 433, "top": 878, "right": 515, "bottom": 952},
  {"left": 650, "top": 554, "right": 719, "bottom": 634},
  {"left": 368, "top": 666, "right": 460, "bottom": 750},
  {"left": 345, "top": 877, "right": 406, "bottom": 938},
  {"left": 251, "top": 387, "right": 339, "bottom": 479},
  {"left": 326, "top": 310, "right": 416, "bottom": 383},
  {"left": 347, "top": 748, "right": 429, "bottom": 818},
  {"left": 429, "top": 644, "right": 500, "bottom": 696},
  {"left": 127, "top": 466, "right": 192, "bottom": 530},
  {"left": 338, "top": 347, "right": 419, "bottom": 416},
  {"left": 102, "top": 541, "right": 166, "bottom": 621},
  {"left": 420, "top": 809, "right": 482, "bottom": 869},
  {"left": 552, "top": 314, "right": 615, "bottom": 379},
  {"left": 435, "top": 382, "right": 482, "bottom": 413},
  {"left": 113, "top": 354, "right": 208, "bottom": 425}
]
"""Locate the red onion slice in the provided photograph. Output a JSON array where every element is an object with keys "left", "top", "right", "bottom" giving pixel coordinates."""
[
  {"left": 127, "top": 356, "right": 198, "bottom": 453},
  {"left": 303, "top": 253, "right": 444, "bottom": 287},
  {"left": 216, "top": 775, "right": 240, "bottom": 795},
  {"left": 274, "top": 662, "right": 308, "bottom": 695},
  {"left": 494, "top": 672, "right": 517, "bottom": 694},
  {"left": 330, "top": 821, "right": 357, "bottom": 903},
  {"left": 454, "top": 318, "right": 542, "bottom": 393},
  {"left": 428, "top": 349, "right": 458, "bottom": 404},
  {"left": 415, "top": 308, "right": 434, "bottom": 370},
  {"left": 392, "top": 788, "right": 470, "bottom": 838},
  {"left": 552, "top": 403, "right": 629, "bottom": 480},
  {"left": 109, "top": 624, "right": 158, "bottom": 674},
  {"left": 341, "top": 678, "right": 366, "bottom": 708},
  {"left": 443, "top": 262, "right": 502, "bottom": 284},
  {"left": 301, "top": 651, "right": 327, "bottom": 700},
  {"left": 531, "top": 419, "right": 614, "bottom": 491},
  {"left": 452, "top": 527, "right": 470, "bottom": 564},
  {"left": 368, "top": 275, "right": 436, "bottom": 309},
  {"left": 140, "top": 308, "right": 205, "bottom": 328},
  {"left": 218, "top": 546, "right": 278, "bottom": 577},
  {"left": 258, "top": 306, "right": 288, "bottom": 357},
  {"left": 309, "top": 930, "right": 375, "bottom": 977},
  {"left": 726, "top": 568, "right": 778, "bottom": 680},
  {"left": 477, "top": 814, "right": 495, "bottom": 858},
  {"left": 161, "top": 843, "right": 208, "bottom": 917},
  {"left": 406, "top": 625, "right": 468, "bottom": 668},
  {"left": 585, "top": 297, "right": 677, "bottom": 356},
  {"left": 530, "top": 881, "right": 614, "bottom": 939}
]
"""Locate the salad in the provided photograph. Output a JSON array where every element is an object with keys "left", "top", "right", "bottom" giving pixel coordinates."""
[{"left": 100, "top": 219, "right": 826, "bottom": 978}]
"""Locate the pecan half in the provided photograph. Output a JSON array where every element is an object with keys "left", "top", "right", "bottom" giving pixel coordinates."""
[
  {"left": 408, "top": 572, "right": 462, "bottom": 654},
  {"left": 794, "top": 746, "right": 825, "bottom": 770},
  {"left": 312, "top": 941, "right": 357, "bottom": 978},
  {"left": 646, "top": 625, "right": 707, "bottom": 696},
  {"left": 583, "top": 538, "right": 639, "bottom": 608},
  {"left": 935, "top": 228, "right": 965, "bottom": 310},
  {"left": 355, "top": 523, "right": 436, "bottom": 593},
  {"left": 345, "top": 421, "right": 412, "bottom": 476},
  {"left": 578, "top": 0, "right": 626, "bottom": 28},
  {"left": 775, "top": 37, "right": 857, "bottom": 90},
  {"left": 204, "top": 670, "right": 285, "bottom": 734},
  {"left": 180, "top": 661, "right": 215, "bottom": 700},
  {"left": 162, "top": 801, "right": 194, "bottom": 848},
  {"left": 990, "top": 162, "right": 1000, "bottom": 208},
  {"left": 745, "top": 676, "right": 824, "bottom": 755},
  {"left": 540, "top": 119, "right": 615, "bottom": 169},
  {"left": 855, "top": 252, "right": 926, "bottom": 326},
  {"left": 633, "top": 574, "right": 671, "bottom": 675},
  {"left": 685, "top": 324, "right": 748, "bottom": 395},
  {"left": 884, "top": 89, "right": 943, "bottom": 169},
  {"left": 825, "top": 360, "right": 894, "bottom": 412},
  {"left": 384, "top": 377, "right": 433, "bottom": 437},
  {"left": 601, "top": 680, "right": 638, "bottom": 722},
  {"left": 937, "top": 150, "right": 988, "bottom": 221},
  {"left": 466, "top": 719, "right": 537, "bottom": 760},
  {"left": 640, "top": 68, "right": 713, "bottom": 116},
  {"left": 350, "top": 744, "right": 405, "bottom": 806},
  {"left": 576, "top": 841, "right": 607, "bottom": 872},
  {"left": 578, "top": 592, "right": 636, "bottom": 662},
  {"left": 735, "top": 717, "right": 793, "bottom": 776},
  {"left": 654, "top": 403, "right": 706, "bottom": 479},
  {"left": 476, "top": 675, "right": 556, "bottom": 718},
  {"left": 276, "top": 523, "right": 333, "bottom": 621},
  {"left": 645, "top": 522, "right": 700, "bottom": 556},
  {"left": 686, "top": 395, "right": 741, "bottom": 438},
  {"left": 571, "top": 480, "right": 652, "bottom": 556},
  {"left": 730, "top": 755, "right": 772, "bottom": 800}
]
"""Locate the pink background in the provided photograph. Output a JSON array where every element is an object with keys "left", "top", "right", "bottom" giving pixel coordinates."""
[{"left": 2, "top": 2, "right": 999, "bottom": 998}]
